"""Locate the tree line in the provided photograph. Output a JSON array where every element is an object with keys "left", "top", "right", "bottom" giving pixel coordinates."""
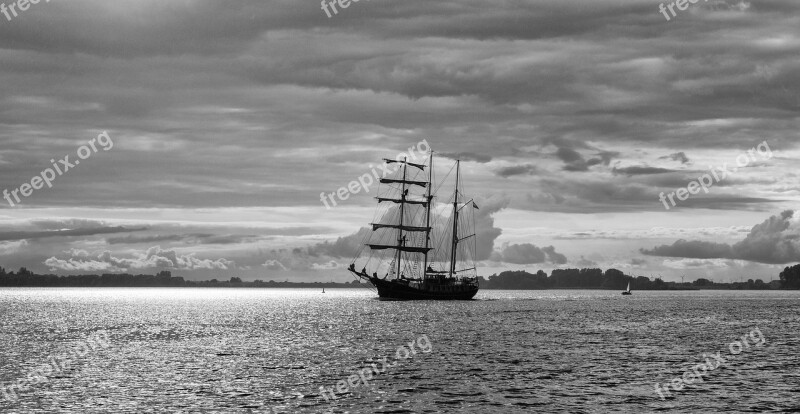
[
  {"left": 0, "top": 267, "right": 360, "bottom": 288},
  {"left": 0, "top": 265, "right": 798, "bottom": 289},
  {"left": 479, "top": 267, "right": 789, "bottom": 290}
]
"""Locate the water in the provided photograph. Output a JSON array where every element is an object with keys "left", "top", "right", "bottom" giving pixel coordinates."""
[{"left": 0, "top": 288, "right": 798, "bottom": 413}]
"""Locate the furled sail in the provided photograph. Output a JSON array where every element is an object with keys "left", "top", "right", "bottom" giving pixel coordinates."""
[
  {"left": 376, "top": 197, "right": 428, "bottom": 206},
  {"left": 379, "top": 178, "right": 427, "bottom": 188},
  {"left": 367, "top": 244, "right": 432, "bottom": 253},
  {"left": 383, "top": 158, "right": 426, "bottom": 170},
  {"left": 371, "top": 223, "right": 431, "bottom": 232}
]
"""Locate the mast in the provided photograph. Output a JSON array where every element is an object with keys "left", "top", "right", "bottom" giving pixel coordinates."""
[
  {"left": 366, "top": 156, "right": 430, "bottom": 277},
  {"left": 449, "top": 160, "right": 460, "bottom": 277},
  {"left": 422, "top": 150, "right": 433, "bottom": 280},
  {"left": 396, "top": 159, "right": 407, "bottom": 279}
]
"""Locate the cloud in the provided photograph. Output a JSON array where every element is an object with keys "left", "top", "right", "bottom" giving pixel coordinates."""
[
  {"left": 473, "top": 195, "right": 510, "bottom": 260},
  {"left": 307, "top": 227, "right": 370, "bottom": 258},
  {"left": 0, "top": 226, "right": 143, "bottom": 242},
  {"left": 555, "top": 147, "right": 588, "bottom": 171},
  {"left": 641, "top": 239, "right": 734, "bottom": 258},
  {"left": 254, "top": 194, "right": 509, "bottom": 273},
  {"left": 576, "top": 256, "right": 598, "bottom": 267},
  {"left": 731, "top": 210, "right": 799, "bottom": 263},
  {"left": 262, "top": 259, "right": 288, "bottom": 271},
  {"left": 0, "top": 0, "right": 796, "bottom": 217},
  {"left": 44, "top": 257, "right": 118, "bottom": 272},
  {"left": 0, "top": 240, "right": 28, "bottom": 255},
  {"left": 661, "top": 258, "right": 740, "bottom": 269},
  {"left": 612, "top": 166, "right": 676, "bottom": 176},
  {"left": 491, "top": 242, "right": 568, "bottom": 264},
  {"left": 554, "top": 147, "right": 616, "bottom": 172},
  {"left": 311, "top": 260, "right": 341, "bottom": 270},
  {"left": 495, "top": 164, "right": 538, "bottom": 178},
  {"left": 659, "top": 152, "right": 690, "bottom": 164},
  {"left": 542, "top": 245, "right": 568, "bottom": 264},
  {"left": 641, "top": 210, "right": 800, "bottom": 264},
  {"left": 140, "top": 246, "right": 235, "bottom": 270},
  {"left": 44, "top": 245, "right": 235, "bottom": 272},
  {"left": 106, "top": 234, "right": 188, "bottom": 244},
  {"left": 106, "top": 228, "right": 317, "bottom": 245},
  {"left": 439, "top": 152, "right": 492, "bottom": 163}
]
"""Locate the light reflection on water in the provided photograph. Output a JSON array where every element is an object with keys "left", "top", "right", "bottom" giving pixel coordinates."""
[{"left": 0, "top": 288, "right": 798, "bottom": 413}]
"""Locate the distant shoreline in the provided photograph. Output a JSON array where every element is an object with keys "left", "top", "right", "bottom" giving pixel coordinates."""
[
  {"left": 0, "top": 282, "right": 789, "bottom": 291},
  {"left": 0, "top": 267, "right": 794, "bottom": 290},
  {"left": 0, "top": 284, "right": 789, "bottom": 291}
]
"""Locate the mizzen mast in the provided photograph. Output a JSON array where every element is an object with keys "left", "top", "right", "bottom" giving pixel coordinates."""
[{"left": 449, "top": 160, "right": 460, "bottom": 277}]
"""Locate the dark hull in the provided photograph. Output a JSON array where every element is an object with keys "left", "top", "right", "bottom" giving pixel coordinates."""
[
  {"left": 622, "top": 292, "right": 632, "bottom": 295},
  {"left": 369, "top": 277, "right": 478, "bottom": 300}
]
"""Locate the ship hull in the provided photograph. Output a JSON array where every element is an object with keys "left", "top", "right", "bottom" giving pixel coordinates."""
[{"left": 368, "top": 277, "right": 478, "bottom": 300}]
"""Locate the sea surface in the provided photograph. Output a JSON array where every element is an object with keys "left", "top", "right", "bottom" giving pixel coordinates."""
[{"left": 0, "top": 288, "right": 798, "bottom": 413}]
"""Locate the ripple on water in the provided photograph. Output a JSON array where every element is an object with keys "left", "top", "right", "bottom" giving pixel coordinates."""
[{"left": 0, "top": 288, "right": 798, "bottom": 413}]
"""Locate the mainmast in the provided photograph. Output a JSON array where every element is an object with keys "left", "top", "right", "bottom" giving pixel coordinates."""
[
  {"left": 449, "top": 160, "right": 460, "bottom": 277},
  {"left": 396, "top": 159, "right": 407, "bottom": 279},
  {"left": 422, "top": 151, "right": 433, "bottom": 280}
]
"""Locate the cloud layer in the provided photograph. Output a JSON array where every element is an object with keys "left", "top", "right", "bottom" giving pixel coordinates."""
[{"left": 0, "top": 0, "right": 798, "bottom": 281}]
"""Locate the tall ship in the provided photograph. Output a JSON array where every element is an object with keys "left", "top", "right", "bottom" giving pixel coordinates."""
[{"left": 348, "top": 148, "right": 479, "bottom": 300}]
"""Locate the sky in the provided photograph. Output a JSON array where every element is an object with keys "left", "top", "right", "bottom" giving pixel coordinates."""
[{"left": 0, "top": 0, "right": 798, "bottom": 282}]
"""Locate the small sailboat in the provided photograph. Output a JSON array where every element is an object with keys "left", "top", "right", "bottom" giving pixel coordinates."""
[
  {"left": 622, "top": 282, "right": 632, "bottom": 295},
  {"left": 348, "top": 148, "right": 479, "bottom": 300},
  {"left": 322, "top": 288, "right": 325, "bottom": 293}
]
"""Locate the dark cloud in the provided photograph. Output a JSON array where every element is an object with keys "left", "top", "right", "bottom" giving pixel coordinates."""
[
  {"left": 106, "top": 234, "right": 188, "bottom": 245},
  {"left": 0, "top": 1, "right": 303, "bottom": 57},
  {"left": 641, "top": 239, "right": 734, "bottom": 259},
  {"left": 0, "top": 0, "right": 795, "bottom": 213},
  {"left": 107, "top": 233, "right": 262, "bottom": 245},
  {"left": 492, "top": 243, "right": 568, "bottom": 264},
  {"left": 0, "top": 226, "right": 142, "bottom": 242},
  {"left": 307, "top": 228, "right": 370, "bottom": 259},
  {"left": 659, "top": 152, "right": 690, "bottom": 164},
  {"left": 438, "top": 152, "right": 492, "bottom": 163},
  {"left": 556, "top": 147, "right": 584, "bottom": 164},
  {"left": 496, "top": 164, "right": 538, "bottom": 178},
  {"left": 555, "top": 147, "right": 617, "bottom": 172},
  {"left": 612, "top": 166, "right": 677, "bottom": 176},
  {"left": 542, "top": 245, "right": 568, "bottom": 264}
]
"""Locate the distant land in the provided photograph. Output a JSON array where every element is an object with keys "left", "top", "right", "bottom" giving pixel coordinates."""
[{"left": 2, "top": 265, "right": 799, "bottom": 290}]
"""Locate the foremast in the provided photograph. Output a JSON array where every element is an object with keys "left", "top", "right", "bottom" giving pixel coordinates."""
[
  {"left": 366, "top": 156, "right": 431, "bottom": 280},
  {"left": 396, "top": 159, "right": 406, "bottom": 279}
]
